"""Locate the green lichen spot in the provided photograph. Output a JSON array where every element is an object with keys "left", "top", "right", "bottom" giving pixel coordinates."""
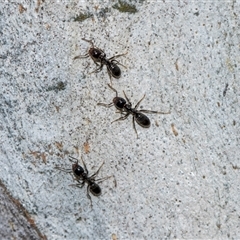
[
  {"left": 46, "top": 81, "right": 66, "bottom": 92},
  {"left": 56, "top": 81, "right": 66, "bottom": 91},
  {"left": 112, "top": 1, "right": 138, "bottom": 13},
  {"left": 74, "top": 12, "right": 92, "bottom": 22}
]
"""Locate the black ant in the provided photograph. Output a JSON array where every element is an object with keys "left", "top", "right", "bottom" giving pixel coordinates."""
[
  {"left": 73, "top": 38, "right": 127, "bottom": 84},
  {"left": 97, "top": 84, "right": 171, "bottom": 137},
  {"left": 55, "top": 156, "right": 113, "bottom": 206}
]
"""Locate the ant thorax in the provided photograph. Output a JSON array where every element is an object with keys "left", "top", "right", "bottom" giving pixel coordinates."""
[
  {"left": 99, "top": 52, "right": 106, "bottom": 60},
  {"left": 81, "top": 172, "right": 88, "bottom": 178},
  {"left": 124, "top": 103, "right": 132, "bottom": 112},
  {"left": 113, "top": 97, "right": 126, "bottom": 110}
]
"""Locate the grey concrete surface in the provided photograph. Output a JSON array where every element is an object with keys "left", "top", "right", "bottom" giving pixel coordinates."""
[{"left": 0, "top": 0, "right": 240, "bottom": 239}]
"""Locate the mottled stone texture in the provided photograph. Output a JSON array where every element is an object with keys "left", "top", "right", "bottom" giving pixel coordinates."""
[{"left": 0, "top": 180, "right": 45, "bottom": 239}]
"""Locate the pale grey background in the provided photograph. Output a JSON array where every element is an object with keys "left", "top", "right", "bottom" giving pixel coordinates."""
[{"left": 0, "top": 1, "right": 239, "bottom": 239}]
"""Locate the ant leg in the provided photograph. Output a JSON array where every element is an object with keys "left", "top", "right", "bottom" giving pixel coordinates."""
[
  {"left": 69, "top": 156, "right": 79, "bottom": 162},
  {"left": 115, "top": 110, "right": 128, "bottom": 115},
  {"left": 140, "top": 109, "right": 171, "bottom": 114},
  {"left": 81, "top": 38, "right": 95, "bottom": 48},
  {"left": 94, "top": 175, "right": 112, "bottom": 183},
  {"left": 95, "top": 175, "right": 117, "bottom": 187},
  {"left": 87, "top": 185, "right": 93, "bottom": 207},
  {"left": 81, "top": 156, "right": 88, "bottom": 175},
  {"left": 97, "top": 102, "right": 114, "bottom": 108},
  {"left": 69, "top": 181, "right": 85, "bottom": 188},
  {"left": 107, "top": 83, "right": 118, "bottom": 96},
  {"left": 132, "top": 116, "right": 139, "bottom": 138},
  {"left": 111, "top": 113, "right": 130, "bottom": 124},
  {"left": 108, "top": 52, "right": 128, "bottom": 61},
  {"left": 123, "top": 91, "right": 132, "bottom": 105},
  {"left": 107, "top": 68, "right": 113, "bottom": 86},
  {"left": 93, "top": 61, "right": 100, "bottom": 67},
  {"left": 73, "top": 53, "right": 89, "bottom": 60},
  {"left": 54, "top": 166, "right": 72, "bottom": 174},
  {"left": 89, "top": 64, "right": 103, "bottom": 74},
  {"left": 134, "top": 94, "right": 146, "bottom": 110},
  {"left": 90, "top": 161, "right": 105, "bottom": 179},
  {"left": 110, "top": 59, "right": 127, "bottom": 68}
]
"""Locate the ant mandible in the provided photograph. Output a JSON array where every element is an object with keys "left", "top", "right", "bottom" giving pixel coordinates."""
[
  {"left": 73, "top": 38, "right": 127, "bottom": 84},
  {"left": 97, "top": 84, "right": 171, "bottom": 137},
  {"left": 55, "top": 156, "right": 112, "bottom": 206}
]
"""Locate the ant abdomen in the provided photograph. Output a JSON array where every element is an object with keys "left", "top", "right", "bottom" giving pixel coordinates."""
[
  {"left": 90, "top": 183, "right": 102, "bottom": 196},
  {"left": 107, "top": 61, "right": 121, "bottom": 79},
  {"left": 135, "top": 113, "right": 151, "bottom": 128}
]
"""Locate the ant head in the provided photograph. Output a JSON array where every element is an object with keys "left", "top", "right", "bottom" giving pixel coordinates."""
[
  {"left": 72, "top": 162, "right": 84, "bottom": 177},
  {"left": 113, "top": 97, "right": 126, "bottom": 110},
  {"left": 89, "top": 48, "right": 105, "bottom": 61}
]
